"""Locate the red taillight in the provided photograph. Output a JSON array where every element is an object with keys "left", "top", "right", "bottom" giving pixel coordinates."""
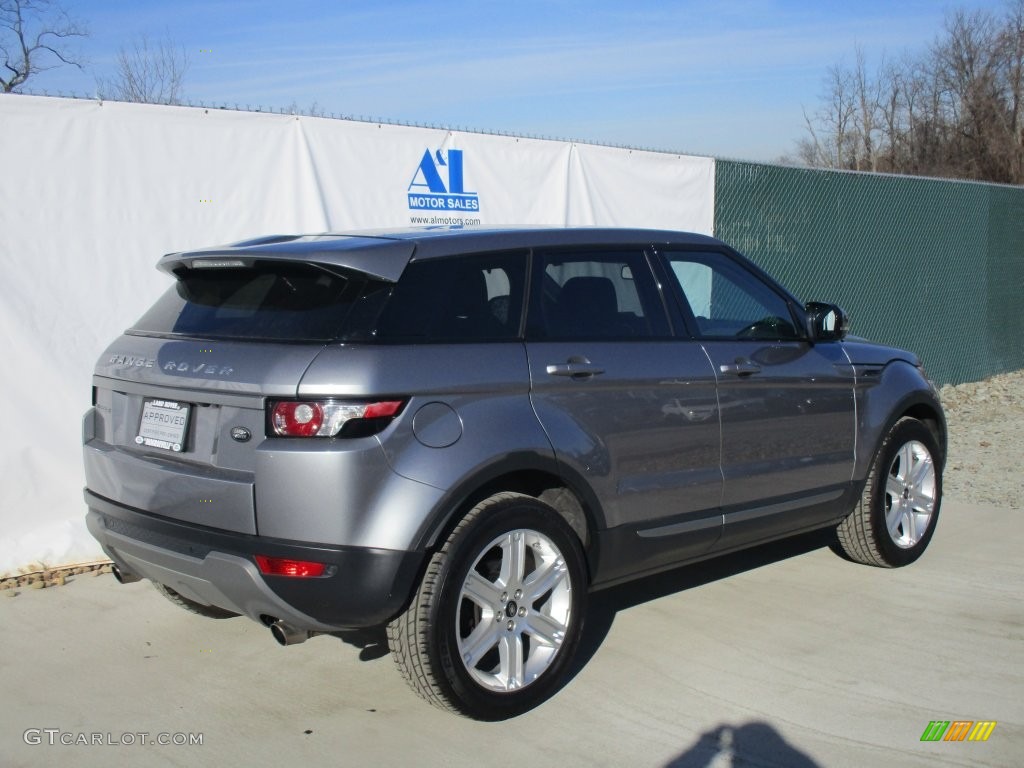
[
  {"left": 362, "top": 400, "right": 403, "bottom": 419},
  {"left": 254, "top": 555, "right": 328, "bottom": 578},
  {"left": 271, "top": 401, "right": 324, "bottom": 437},
  {"left": 268, "top": 399, "right": 405, "bottom": 437}
]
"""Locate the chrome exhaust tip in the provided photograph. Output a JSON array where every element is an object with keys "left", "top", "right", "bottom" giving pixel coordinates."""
[
  {"left": 270, "top": 620, "right": 314, "bottom": 646},
  {"left": 111, "top": 564, "right": 142, "bottom": 584}
]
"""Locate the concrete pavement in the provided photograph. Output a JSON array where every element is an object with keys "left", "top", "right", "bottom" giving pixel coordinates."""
[{"left": 2, "top": 500, "right": 1020, "bottom": 767}]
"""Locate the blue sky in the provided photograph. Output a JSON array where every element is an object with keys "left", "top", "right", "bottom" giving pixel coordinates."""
[{"left": 14, "top": 0, "right": 1013, "bottom": 161}]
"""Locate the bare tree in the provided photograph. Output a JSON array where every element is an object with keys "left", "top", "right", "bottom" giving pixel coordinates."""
[
  {"left": 932, "top": 9, "right": 1004, "bottom": 180},
  {"left": 1002, "top": 0, "right": 1024, "bottom": 181},
  {"left": 876, "top": 57, "right": 910, "bottom": 172},
  {"left": 851, "top": 47, "right": 884, "bottom": 172},
  {"left": 1, "top": 0, "right": 86, "bottom": 92},
  {"left": 286, "top": 99, "right": 327, "bottom": 117},
  {"left": 96, "top": 33, "right": 189, "bottom": 105},
  {"left": 797, "top": 63, "right": 858, "bottom": 169},
  {"left": 795, "top": 2, "right": 1024, "bottom": 184}
]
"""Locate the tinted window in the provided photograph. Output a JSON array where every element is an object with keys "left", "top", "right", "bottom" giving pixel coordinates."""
[
  {"left": 665, "top": 251, "right": 801, "bottom": 340},
  {"left": 373, "top": 251, "right": 526, "bottom": 342},
  {"left": 530, "top": 250, "right": 670, "bottom": 340},
  {"left": 131, "top": 262, "right": 390, "bottom": 342}
]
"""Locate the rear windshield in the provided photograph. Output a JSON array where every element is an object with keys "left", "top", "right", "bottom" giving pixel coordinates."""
[{"left": 130, "top": 262, "right": 391, "bottom": 342}]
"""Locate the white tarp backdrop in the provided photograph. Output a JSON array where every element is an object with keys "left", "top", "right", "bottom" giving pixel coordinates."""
[{"left": 0, "top": 94, "right": 714, "bottom": 575}]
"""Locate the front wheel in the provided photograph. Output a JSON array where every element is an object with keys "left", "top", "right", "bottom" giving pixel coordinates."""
[
  {"left": 835, "top": 417, "right": 942, "bottom": 567},
  {"left": 387, "top": 492, "right": 587, "bottom": 720}
]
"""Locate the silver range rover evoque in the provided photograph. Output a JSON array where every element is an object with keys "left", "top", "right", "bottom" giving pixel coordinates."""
[{"left": 84, "top": 227, "right": 946, "bottom": 720}]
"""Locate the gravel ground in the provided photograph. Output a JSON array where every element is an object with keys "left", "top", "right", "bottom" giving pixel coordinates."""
[
  {"left": 3, "top": 369, "right": 1018, "bottom": 591},
  {"left": 940, "top": 368, "right": 1024, "bottom": 509}
]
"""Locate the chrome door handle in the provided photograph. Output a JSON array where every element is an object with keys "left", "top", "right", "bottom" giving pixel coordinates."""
[
  {"left": 546, "top": 357, "right": 605, "bottom": 379},
  {"left": 719, "top": 360, "right": 761, "bottom": 376}
]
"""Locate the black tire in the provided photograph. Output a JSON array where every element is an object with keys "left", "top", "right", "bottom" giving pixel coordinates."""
[
  {"left": 387, "top": 492, "right": 588, "bottom": 720},
  {"left": 835, "top": 417, "right": 942, "bottom": 567},
  {"left": 151, "top": 581, "right": 239, "bottom": 619}
]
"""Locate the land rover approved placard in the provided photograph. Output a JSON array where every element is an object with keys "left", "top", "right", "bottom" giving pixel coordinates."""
[{"left": 136, "top": 398, "right": 191, "bottom": 452}]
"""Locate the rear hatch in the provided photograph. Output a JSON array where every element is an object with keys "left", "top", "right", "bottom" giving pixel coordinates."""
[{"left": 84, "top": 249, "right": 406, "bottom": 535}]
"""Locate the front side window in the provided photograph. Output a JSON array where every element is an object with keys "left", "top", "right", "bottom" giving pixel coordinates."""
[
  {"left": 529, "top": 250, "right": 670, "bottom": 340},
  {"left": 665, "top": 251, "right": 801, "bottom": 340}
]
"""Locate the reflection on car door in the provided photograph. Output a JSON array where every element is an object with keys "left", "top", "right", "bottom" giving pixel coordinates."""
[
  {"left": 524, "top": 248, "right": 723, "bottom": 582},
  {"left": 661, "top": 250, "right": 856, "bottom": 549}
]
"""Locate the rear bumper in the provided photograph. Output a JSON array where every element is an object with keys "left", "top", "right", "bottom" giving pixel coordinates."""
[{"left": 84, "top": 489, "right": 425, "bottom": 631}]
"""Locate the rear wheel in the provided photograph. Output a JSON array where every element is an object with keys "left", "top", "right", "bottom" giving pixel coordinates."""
[
  {"left": 835, "top": 417, "right": 942, "bottom": 567},
  {"left": 387, "top": 492, "right": 587, "bottom": 720},
  {"left": 151, "top": 581, "right": 238, "bottom": 619}
]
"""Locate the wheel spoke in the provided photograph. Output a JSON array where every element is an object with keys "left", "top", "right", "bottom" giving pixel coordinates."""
[
  {"left": 907, "top": 452, "right": 933, "bottom": 492},
  {"left": 886, "top": 501, "right": 906, "bottom": 538},
  {"left": 498, "top": 633, "right": 525, "bottom": 690},
  {"left": 894, "top": 443, "right": 914, "bottom": 480},
  {"left": 499, "top": 532, "right": 527, "bottom": 587},
  {"left": 904, "top": 506, "right": 920, "bottom": 543},
  {"left": 912, "top": 493, "right": 935, "bottom": 515},
  {"left": 885, "top": 474, "right": 904, "bottom": 502},
  {"left": 460, "top": 619, "right": 501, "bottom": 668},
  {"left": 523, "top": 609, "right": 567, "bottom": 648},
  {"left": 523, "top": 557, "right": 567, "bottom": 603},
  {"left": 462, "top": 573, "right": 502, "bottom": 610}
]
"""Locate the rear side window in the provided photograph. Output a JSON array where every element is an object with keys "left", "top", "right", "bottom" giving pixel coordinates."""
[
  {"left": 373, "top": 251, "right": 527, "bottom": 342},
  {"left": 529, "top": 250, "right": 671, "bottom": 340},
  {"left": 130, "top": 262, "right": 390, "bottom": 342}
]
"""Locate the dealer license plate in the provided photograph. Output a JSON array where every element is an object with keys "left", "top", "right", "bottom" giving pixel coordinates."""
[{"left": 136, "top": 398, "right": 191, "bottom": 452}]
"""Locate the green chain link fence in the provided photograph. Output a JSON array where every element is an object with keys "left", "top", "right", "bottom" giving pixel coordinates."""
[{"left": 713, "top": 161, "right": 1024, "bottom": 386}]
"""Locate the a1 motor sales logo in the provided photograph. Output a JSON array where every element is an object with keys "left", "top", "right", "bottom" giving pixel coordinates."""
[{"left": 407, "top": 149, "right": 481, "bottom": 213}]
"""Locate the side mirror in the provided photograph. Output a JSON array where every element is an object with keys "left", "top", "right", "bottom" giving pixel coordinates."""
[{"left": 804, "top": 302, "right": 849, "bottom": 342}]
